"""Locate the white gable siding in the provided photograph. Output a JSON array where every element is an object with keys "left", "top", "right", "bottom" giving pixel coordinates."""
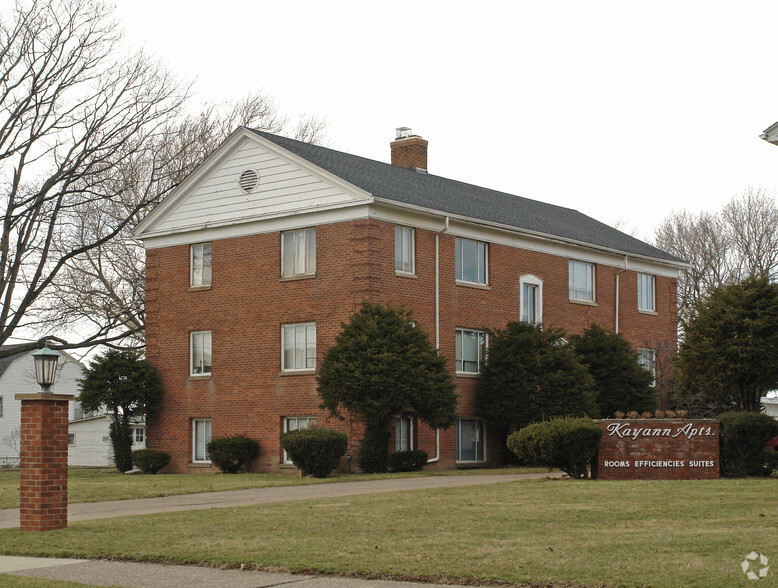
[
  {"left": 0, "top": 352, "right": 83, "bottom": 466},
  {"left": 68, "top": 417, "right": 113, "bottom": 466},
  {"left": 149, "top": 138, "right": 368, "bottom": 236}
]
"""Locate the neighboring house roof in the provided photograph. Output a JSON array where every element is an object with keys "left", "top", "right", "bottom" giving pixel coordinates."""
[
  {"left": 135, "top": 127, "right": 685, "bottom": 267},
  {"left": 0, "top": 346, "right": 31, "bottom": 379},
  {"left": 249, "top": 130, "right": 682, "bottom": 264},
  {"left": 760, "top": 121, "right": 778, "bottom": 145}
]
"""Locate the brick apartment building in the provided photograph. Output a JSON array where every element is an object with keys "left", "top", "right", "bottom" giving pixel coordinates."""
[{"left": 133, "top": 127, "right": 685, "bottom": 473}]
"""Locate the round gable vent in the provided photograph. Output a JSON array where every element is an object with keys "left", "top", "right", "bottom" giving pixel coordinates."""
[{"left": 238, "top": 169, "right": 259, "bottom": 192}]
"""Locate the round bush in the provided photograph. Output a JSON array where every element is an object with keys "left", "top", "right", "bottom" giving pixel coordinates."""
[
  {"left": 718, "top": 412, "right": 778, "bottom": 477},
  {"left": 389, "top": 449, "right": 429, "bottom": 472},
  {"left": 206, "top": 435, "right": 259, "bottom": 474},
  {"left": 508, "top": 417, "right": 603, "bottom": 478},
  {"left": 280, "top": 426, "right": 348, "bottom": 478},
  {"left": 132, "top": 449, "right": 171, "bottom": 474}
]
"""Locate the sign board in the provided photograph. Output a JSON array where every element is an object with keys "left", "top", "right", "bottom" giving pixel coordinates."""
[{"left": 593, "top": 419, "right": 719, "bottom": 480}]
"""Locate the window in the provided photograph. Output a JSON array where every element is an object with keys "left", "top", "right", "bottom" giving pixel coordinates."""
[
  {"left": 394, "top": 226, "right": 415, "bottom": 274},
  {"left": 190, "top": 243, "right": 212, "bottom": 287},
  {"left": 283, "top": 416, "right": 316, "bottom": 463},
  {"left": 455, "top": 237, "right": 488, "bottom": 285},
  {"left": 190, "top": 331, "right": 212, "bottom": 376},
  {"left": 68, "top": 433, "right": 75, "bottom": 446},
  {"left": 0, "top": 396, "right": 3, "bottom": 418},
  {"left": 282, "top": 323, "right": 316, "bottom": 371},
  {"left": 638, "top": 348, "right": 656, "bottom": 385},
  {"left": 192, "top": 419, "right": 212, "bottom": 463},
  {"left": 395, "top": 417, "right": 413, "bottom": 452},
  {"left": 282, "top": 228, "right": 316, "bottom": 277},
  {"left": 456, "top": 419, "right": 485, "bottom": 462},
  {"left": 638, "top": 273, "right": 655, "bottom": 312},
  {"left": 519, "top": 275, "right": 543, "bottom": 324},
  {"left": 456, "top": 329, "right": 487, "bottom": 374},
  {"left": 134, "top": 427, "right": 145, "bottom": 443},
  {"left": 569, "top": 260, "right": 595, "bottom": 302}
]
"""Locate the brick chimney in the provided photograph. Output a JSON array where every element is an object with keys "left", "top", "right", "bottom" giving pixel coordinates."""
[{"left": 390, "top": 127, "right": 428, "bottom": 171}]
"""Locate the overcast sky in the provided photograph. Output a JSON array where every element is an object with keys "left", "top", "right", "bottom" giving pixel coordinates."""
[{"left": 114, "top": 0, "right": 778, "bottom": 241}]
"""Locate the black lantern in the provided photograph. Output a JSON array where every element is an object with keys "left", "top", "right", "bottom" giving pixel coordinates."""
[{"left": 32, "top": 345, "right": 59, "bottom": 393}]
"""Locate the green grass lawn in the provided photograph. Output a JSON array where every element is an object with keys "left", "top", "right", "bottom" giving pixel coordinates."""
[
  {"left": 0, "top": 478, "right": 774, "bottom": 587},
  {"left": 0, "top": 576, "right": 89, "bottom": 587},
  {"left": 0, "top": 466, "right": 542, "bottom": 510}
]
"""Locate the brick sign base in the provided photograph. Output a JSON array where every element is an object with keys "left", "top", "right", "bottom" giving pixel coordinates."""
[{"left": 593, "top": 419, "right": 719, "bottom": 480}]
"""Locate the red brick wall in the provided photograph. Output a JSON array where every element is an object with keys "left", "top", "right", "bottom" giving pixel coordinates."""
[
  {"left": 18, "top": 397, "right": 70, "bottom": 531},
  {"left": 146, "top": 217, "right": 678, "bottom": 473},
  {"left": 390, "top": 137, "right": 428, "bottom": 170},
  {"left": 593, "top": 419, "right": 720, "bottom": 480}
]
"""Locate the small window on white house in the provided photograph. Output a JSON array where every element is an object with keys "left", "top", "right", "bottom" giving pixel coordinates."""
[
  {"left": 395, "top": 417, "right": 413, "bottom": 452},
  {"left": 192, "top": 419, "right": 212, "bottom": 463},
  {"left": 282, "top": 228, "right": 316, "bottom": 277},
  {"left": 455, "top": 237, "right": 488, "bottom": 285},
  {"left": 190, "top": 331, "right": 212, "bottom": 376},
  {"left": 190, "top": 243, "right": 212, "bottom": 287},
  {"left": 638, "top": 348, "right": 656, "bottom": 385},
  {"left": 283, "top": 416, "right": 316, "bottom": 463},
  {"left": 68, "top": 433, "right": 75, "bottom": 446},
  {"left": 519, "top": 275, "right": 543, "bottom": 324},
  {"left": 637, "top": 273, "right": 656, "bottom": 312},
  {"left": 282, "top": 323, "right": 316, "bottom": 371},
  {"left": 134, "top": 427, "right": 145, "bottom": 443},
  {"left": 569, "top": 260, "right": 595, "bottom": 302},
  {"left": 0, "top": 396, "right": 3, "bottom": 418},
  {"left": 456, "top": 419, "right": 485, "bottom": 462},
  {"left": 456, "top": 329, "right": 487, "bottom": 374},
  {"left": 394, "top": 226, "right": 415, "bottom": 274}
]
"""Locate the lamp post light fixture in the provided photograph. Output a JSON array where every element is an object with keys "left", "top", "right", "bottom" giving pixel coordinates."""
[{"left": 32, "top": 345, "right": 59, "bottom": 393}]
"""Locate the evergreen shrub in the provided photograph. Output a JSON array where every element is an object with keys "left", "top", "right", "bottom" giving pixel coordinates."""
[
  {"left": 132, "top": 449, "right": 170, "bottom": 474},
  {"left": 206, "top": 435, "right": 259, "bottom": 473},
  {"left": 389, "top": 449, "right": 428, "bottom": 472},
  {"left": 358, "top": 427, "right": 390, "bottom": 473},
  {"left": 718, "top": 412, "right": 778, "bottom": 477},
  {"left": 508, "top": 417, "right": 603, "bottom": 478},
  {"left": 280, "top": 426, "right": 348, "bottom": 478}
]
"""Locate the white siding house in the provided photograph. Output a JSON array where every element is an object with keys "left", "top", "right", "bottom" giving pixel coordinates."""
[
  {"left": 68, "top": 415, "right": 146, "bottom": 467},
  {"left": 0, "top": 347, "right": 83, "bottom": 466},
  {"left": 762, "top": 396, "right": 778, "bottom": 420}
]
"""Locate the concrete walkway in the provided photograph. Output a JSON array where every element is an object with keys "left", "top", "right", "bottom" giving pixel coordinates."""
[
  {"left": 0, "top": 471, "right": 560, "bottom": 587},
  {"left": 0, "top": 471, "right": 559, "bottom": 529}
]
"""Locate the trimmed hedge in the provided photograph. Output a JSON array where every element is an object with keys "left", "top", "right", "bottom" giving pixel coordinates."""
[
  {"left": 718, "top": 412, "right": 778, "bottom": 477},
  {"left": 389, "top": 449, "right": 428, "bottom": 472},
  {"left": 206, "top": 435, "right": 259, "bottom": 474},
  {"left": 508, "top": 417, "right": 603, "bottom": 478},
  {"left": 132, "top": 449, "right": 170, "bottom": 474},
  {"left": 280, "top": 426, "right": 348, "bottom": 478}
]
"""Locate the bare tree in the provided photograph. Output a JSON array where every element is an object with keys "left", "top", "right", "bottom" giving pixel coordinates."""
[
  {"left": 32, "top": 92, "right": 328, "bottom": 351},
  {"left": 653, "top": 187, "right": 778, "bottom": 318},
  {"left": 2, "top": 427, "right": 21, "bottom": 459},
  {"left": 0, "top": 0, "right": 188, "bottom": 358}
]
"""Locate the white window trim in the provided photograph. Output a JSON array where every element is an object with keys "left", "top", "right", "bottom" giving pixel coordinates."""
[
  {"left": 519, "top": 274, "right": 543, "bottom": 325},
  {"left": 395, "top": 416, "right": 414, "bottom": 452},
  {"left": 456, "top": 418, "right": 486, "bottom": 463},
  {"left": 68, "top": 432, "right": 75, "bottom": 446},
  {"left": 394, "top": 225, "right": 415, "bottom": 275},
  {"left": 283, "top": 416, "right": 317, "bottom": 464},
  {"left": 637, "top": 273, "right": 656, "bottom": 312},
  {"left": 455, "top": 237, "right": 489, "bottom": 286},
  {"left": 638, "top": 348, "right": 656, "bottom": 386},
  {"left": 281, "top": 227, "right": 316, "bottom": 278},
  {"left": 134, "top": 427, "right": 145, "bottom": 443},
  {"left": 569, "top": 260, "right": 595, "bottom": 303},
  {"left": 455, "top": 328, "right": 488, "bottom": 375},
  {"left": 190, "top": 242, "right": 212, "bottom": 288},
  {"left": 190, "top": 331, "right": 212, "bottom": 376},
  {"left": 192, "top": 418, "right": 212, "bottom": 463},
  {"left": 281, "top": 323, "right": 317, "bottom": 372}
]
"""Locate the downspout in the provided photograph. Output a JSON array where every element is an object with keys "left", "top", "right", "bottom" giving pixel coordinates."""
[
  {"left": 615, "top": 256, "right": 629, "bottom": 334},
  {"left": 428, "top": 215, "right": 450, "bottom": 463}
]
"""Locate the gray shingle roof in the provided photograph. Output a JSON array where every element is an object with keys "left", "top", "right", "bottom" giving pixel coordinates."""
[{"left": 250, "top": 129, "right": 683, "bottom": 265}]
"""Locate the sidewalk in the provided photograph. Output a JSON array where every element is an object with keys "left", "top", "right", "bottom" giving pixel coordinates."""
[
  {"left": 0, "top": 471, "right": 560, "bottom": 587},
  {"left": 0, "top": 471, "right": 559, "bottom": 529}
]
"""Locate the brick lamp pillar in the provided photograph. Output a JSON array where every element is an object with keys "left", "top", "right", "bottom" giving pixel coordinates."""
[{"left": 15, "top": 345, "right": 74, "bottom": 532}]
